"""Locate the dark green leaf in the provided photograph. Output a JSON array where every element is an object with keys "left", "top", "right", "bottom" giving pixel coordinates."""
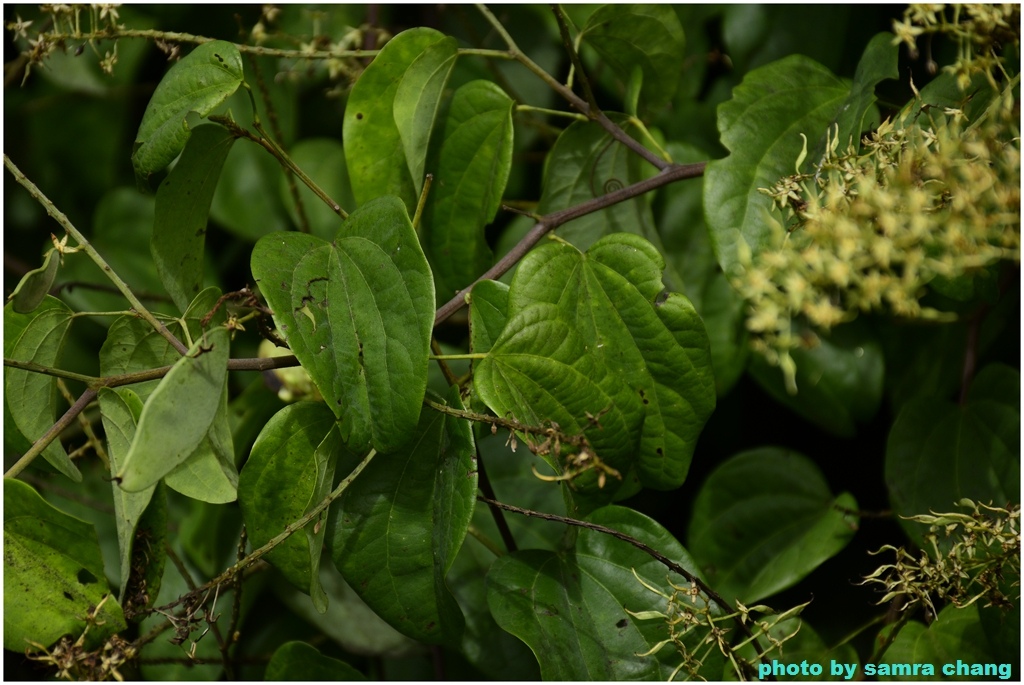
[
  {"left": 687, "top": 448, "right": 859, "bottom": 604},
  {"left": 475, "top": 234, "right": 715, "bottom": 497},
  {"left": 423, "top": 80, "right": 513, "bottom": 300},
  {"left": 705, "top": 56, "right": 848, "bottom": 275},
  {"left": 152, "top": 124, "right": 235, "bottom": 312},
  {"left": 116, "top": 326, "right": 230, "bottom": 492},
  {"left": 9, "top": 248, "right": 60, "bottom": 314},
  {"left": 344, "top": 28, "right": 451, "bottom": 212},
  {"left": 4, "top": 297, "right": 80, "bottom": 481},
  {"left": 132, "top": 41, "right": 243, "bottom": 184},
  {"left": 749, "top": 322, "right": 884, "bottom": 437},
  {"left": 392, "top": 34, "right": 458, "bottom": 195},
  {"left": 468, "top": 279, "right": 509, "bottom": 356},
  {"left": 329, "top": 386, "right": 476, "bottom": 647},
  {"left": 266, "top": 641, "right": 366, "bottom": 681},
  {"left": 210, "top": 138, "right": 292, "bottom": 241},
  {"left": 487, "top": 505, "right": 719, "bottom": 679},
  {"left": 239, "top": 402, "right": 339, "bottom": 611},
  {"left": 581, "top": 5, "right": 686, "bottom": 109},
  {"left": 4, "top": 479, "right": 126, "bottom": 651},
  {"left": 885, "top": 364, "right": 1020, "bottom": 546},
  {"left": 251, "top": 196, "right": 434, "bottom": 454}
]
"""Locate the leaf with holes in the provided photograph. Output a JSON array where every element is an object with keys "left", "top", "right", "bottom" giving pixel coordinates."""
[{"left": 251, "top": 196, "right": 434, "bottom": 454}]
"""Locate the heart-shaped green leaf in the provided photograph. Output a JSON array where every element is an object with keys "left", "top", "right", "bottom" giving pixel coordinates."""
[
  {"left": 239, "top": 402, "right": 339, "bottom": 612},
  {"left": 132, "top": 40, "right": 243, "bottom": 185},
  {"left": 423, "top": 80, "right": 514, "bottom": 301},
  {"left": 328, "top": 386, "right": 476, "bottom": 647},
  {"left": 251, "top": 196, "right": 434, "bottom": 454},
  {"left": 474, "top": 234, "right": 715, "bottom": 496},
  {"left": 687, "top": 447, "right": 859, "bottom": 604}
]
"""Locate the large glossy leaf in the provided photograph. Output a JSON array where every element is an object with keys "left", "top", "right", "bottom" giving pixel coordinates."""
[
  {"left": 537, "top": 116, "right": 672, "bottom": 265},
  {"left": 581, "top": 5, "right": 686, "bottom": 109},
  {"left": 885, "top": 364, "right": 1020, "bottom": 546},
  {"left": 132, "top": 41, "right": 243, "bottom": 184},
  {"left": 749, "top": 322, "right": 884, "bottom": 437},
  {"left": 392, "top": 34, "right": 458, "bottom": 195},
  {"left": 251, "top": 196, "right": 434, "bottom": 454},
  {"left": 328, "top": 386, "right": 476, "bottom": 647},
  {"left": 152, "top": 124, "right": 235, "bottom": 312},
  {"left": 4, "top": 479, "right": 126, "bottom": 651},
  {"left": 116, "top": 326, "right": 230, "bottom": 492},
  {"left": 486, "top": 505, "right": 721, "bottom": 680},
  {"left": 265, "top": 641, "right": 366, "bottom": 681},
  {"left": 98, "top": 387, "right": 155, "bottom": 600},
  {"left": 4, "top": 297, "right": 80, "bottom": 481},
  {"left": 239, "top": 402, "right": 339, "bottom": 612},
  {"left": 687, "top": 448, "right": 859, "bottom": 604},
  {"left": 423, "top": 80, "right": 514, "bottom": 301},
  {"left": 475, "top": 234, "right": 715, "bottom": 496},
  {"left": 343, "top": 28, "right": 451, "bottom": 212},
  {"left": 704, "top": 56, "right": 848, "bottom": 275}
]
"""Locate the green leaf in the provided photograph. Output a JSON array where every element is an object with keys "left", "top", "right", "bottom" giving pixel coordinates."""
[
  {"left": 486, "top": 505, "right": 720, "bottom": 680},
  {"left": 811, "top": 32, "right": 898, "bottom": 161},
  {"left": 162, "top": 378, "right": 238, "bottom": 504},
  {"left": 392, "top": 34, "right": 458, "bottom": 195},
  {"left": 132, "top": 41, "right": 243, "bottom": 185},
  {"left": 179, "top": 498, "right": 242, "bottom": 579},
  {"left": 687, "top": 448, "right": 859, "bottom": 604},
  {"left": 9, "top": 248, "right": 60, "bottom": 314},
  {"left": 885, "top": 364, "right": 1020, "bottom": 546},
  {"left": 116, "top": 326, "right": 230, "bottom": 492},
  {"left": 329, "top": 386, "right": 476, "bottom": 647},
  {"left": 98, "top": 387, "right": 154, "bottom": 600},
  {"left": 581, "top": 5, "right": 686, "bottom": 109},
  {"left": 4, "top": 297, "right": 80, "bottom": 481},
  {"left": 344, "top": 28, "right": 451, "bottom": 212},
  {"left": 749, "top": 322, "right": 884, "bottom": 437},
  {"left": 152, "top": 124, "right": 235, "bottom": 312},
  {"left": 423, "top": 80, "right": 514, "bottom": 300},
  {"left": 879, "top": 604, "right": 1010, "bottom": 681},
  {"left": 251, "top": 196, "right": 434, "bottom": 454},
  {"left": 468, "top": 279, "right": 509, "bottom": 356},
  {"left": 537, "top": 115, "right": 671, "bottom": 262},
  {"left": 266, "top": 641, "right": 366, "bottom": 681},
  {"left": 4, "top": 479, "right": 126, "bottom": 651},
  {"left": 475, "top": 234, "right": 716, "bottom": 496},
  {"left": 279, "top": 138, "right": 355, "bottom": 240},
  {"left": 704, "top": 56, "right": 849, "bottom": 275},
  {"left": 239, "top": 402, "right": 339, "bottom": 611}
]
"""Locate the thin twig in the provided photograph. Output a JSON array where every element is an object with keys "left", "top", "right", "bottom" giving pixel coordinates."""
[
  {"left": 5, "top": 388, "right": 96, "bottom": 479},
  {"left": 551, "top": 5, "right": 598, "bottom": 113},
  {"left": 224, "top": 525, "right": 247, "bottom": 677},
  {"left": 147, "top": 449, "right": 378, "bottom": 616},
  {"left": 433, "top": 161, "right": 705, "bottom": 325},
  {"left": 4, "top": 155, "right": 188, "bottom": 356},
  {"left": 476, "top": 4, "right": 668, "bottom": 171},
  {"left": 4, "top": 358, "right": 99, "bottom": 384},
  {"left": 477, "top": 496, "right": 776, "bottom": 675},
  {"left": 56, "top": 378, "right": 109, "bottom": 468},
  {"left": 475, "top": 448, "right": 517, "bottom": 553}
]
